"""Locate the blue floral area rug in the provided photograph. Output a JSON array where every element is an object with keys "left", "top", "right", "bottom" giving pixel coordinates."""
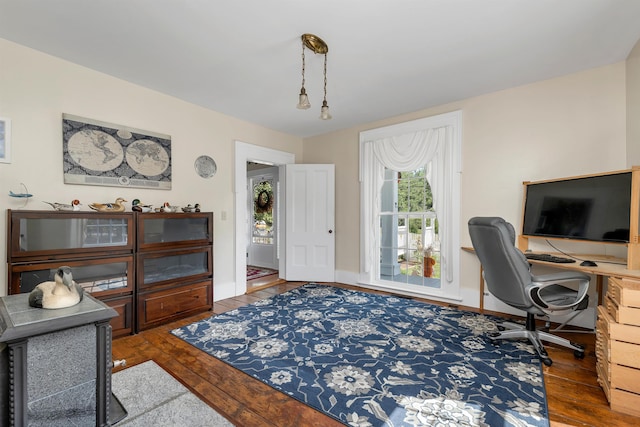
[{"left": 171, "top": 284, "right": 549, "bottom": 427}]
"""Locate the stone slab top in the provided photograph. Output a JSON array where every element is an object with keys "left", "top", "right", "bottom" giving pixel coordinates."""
[{"left": 0, "top": 293, "right": 117, "bottom": 342}]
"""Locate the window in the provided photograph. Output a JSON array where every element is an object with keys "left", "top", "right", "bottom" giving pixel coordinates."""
[
  {"left": 359, "top": 111, "right": 462, "bottom": 300},
  {"left": 380, "top": 167, "right": 440, "bottom": 289}
]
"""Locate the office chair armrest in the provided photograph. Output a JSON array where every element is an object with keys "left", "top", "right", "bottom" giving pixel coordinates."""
[
  {"left": 531, "top": 271, "right": 591, "bottom": 284},
  {"left": 528, "top": 272, "right": 590, "bottom": 313}
]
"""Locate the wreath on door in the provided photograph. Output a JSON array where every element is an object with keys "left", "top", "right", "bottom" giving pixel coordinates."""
[{"left": 255, "top": 189, "right": 274, "bottom": 213}]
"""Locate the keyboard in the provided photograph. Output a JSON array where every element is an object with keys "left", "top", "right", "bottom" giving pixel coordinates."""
[{"left": 524, "top": 253, "right": 576, "bottom": 264}]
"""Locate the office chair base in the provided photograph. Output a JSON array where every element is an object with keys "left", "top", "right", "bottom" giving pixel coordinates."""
[{"left": 489, "top": 316, "right": 585, "bottom": 366}]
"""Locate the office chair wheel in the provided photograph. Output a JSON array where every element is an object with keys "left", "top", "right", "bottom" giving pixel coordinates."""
[
  {"left": 542, "top": 358, "right": 553, "bottom": 367},
  {"left": 571, "top": 341, "right": 585, "bottom": 359}
]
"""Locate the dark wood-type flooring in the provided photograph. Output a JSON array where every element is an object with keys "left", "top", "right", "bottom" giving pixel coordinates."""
[{"left": 112, "top": 282, "right": 639, "bottom": 427}]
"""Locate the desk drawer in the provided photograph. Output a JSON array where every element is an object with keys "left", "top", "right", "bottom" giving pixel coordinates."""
[
  {"left": 597, "top": 305, "right": 640, "bottom": 345},
  {"left": 609, "top": 277, "right": 640, "bottom": 308},
  {"left": 605, "top": 295, "right": 640, "bottom": 326},
  {"left": 610, "top": 340, "right": 640, "bottom": 370},
  {"left": 610, "top": 389, "right": 640, "bottom": 418},
  {"left": 611, "top": 364, "right": 640, "bottom": 395}
]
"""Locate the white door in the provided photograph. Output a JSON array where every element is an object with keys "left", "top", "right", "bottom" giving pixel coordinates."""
[{"left": 282, "top": 164, "right": 335, "bottom": 282}]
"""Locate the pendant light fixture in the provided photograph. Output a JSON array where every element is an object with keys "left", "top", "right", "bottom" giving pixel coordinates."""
[
  {"left": 296, "top": 36, "right": 311, "bottom": 109},
  {"left": 296, "top": 33, "right": 331, "bottom": 120}
]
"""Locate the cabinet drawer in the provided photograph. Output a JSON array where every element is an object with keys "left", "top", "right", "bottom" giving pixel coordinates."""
[
  {"left": 137, "top": 281, "right": 212, "bottom": 331},
  {"left": 609, "top": 277, "right": 640, "bottom": 308},
  {"left": 605, "top": 295, "right": 640, "bottom": 326},
  {"left": 102, "top": 295, "right": 134, "bottom": 338}
]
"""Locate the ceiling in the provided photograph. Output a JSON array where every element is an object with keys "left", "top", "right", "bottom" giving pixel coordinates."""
[{"left": 1, "top": 1, "right": 640, "bottom": 138}]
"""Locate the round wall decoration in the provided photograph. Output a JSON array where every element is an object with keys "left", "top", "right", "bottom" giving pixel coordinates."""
[
  {"left": 194, "top": 155, "right": 217, "bottom": 178},
  {"left": 255, "top": 190, "right": 273, "bottom": 213}
]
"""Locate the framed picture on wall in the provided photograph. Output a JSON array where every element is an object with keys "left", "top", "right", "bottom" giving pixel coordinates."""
[
  {"left": 0, "top": 117, "right": 11, "bottom": 163},
  {"left": 62, "top": 114, "right": 172, "bottom": 189}
]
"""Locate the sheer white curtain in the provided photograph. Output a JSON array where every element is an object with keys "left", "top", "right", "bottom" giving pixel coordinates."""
[{"left": 360, "top": 125, "right": 455, "bottom": 284}]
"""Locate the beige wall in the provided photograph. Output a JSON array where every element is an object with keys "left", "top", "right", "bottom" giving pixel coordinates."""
[
  {"left": 304, "top": 62, "right": 627, "bottom": 307},
  {"left": 627, "top": 38, "right": 640, "bottom": 167},
  {"left": 1, "top": 36, "right": 633, "bottom": 309},
  {"left": 0, "top": 39, "right": 303, "bottom": 298}
]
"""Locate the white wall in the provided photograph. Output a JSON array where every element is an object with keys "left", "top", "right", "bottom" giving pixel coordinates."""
[
  {"left": 627, "top": 37, "right": 640, "bottom": 167},
  {"left": 304, "top": 61, "right": 628, "bottom": 311},
  {"left": 0, "top": 38, "right": 303, "bottom": 298}
]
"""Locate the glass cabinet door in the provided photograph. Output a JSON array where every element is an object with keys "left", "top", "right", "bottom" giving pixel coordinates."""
[
  {"left": 137, "top": 246, "right": 213, "bottom": 290},
  {"left": 10, "top": 256, "right": 134, "bottom": 296},
  {"left": 136, "top": 212, "right": 213, "bottom": 251},
  {"left": 9, "top": 211, "right": 133, "bottom": 260}
]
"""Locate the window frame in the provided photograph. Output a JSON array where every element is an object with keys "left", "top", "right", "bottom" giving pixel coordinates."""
[{"left": 358, "top": 111, "right": 463, "bottom": 301}]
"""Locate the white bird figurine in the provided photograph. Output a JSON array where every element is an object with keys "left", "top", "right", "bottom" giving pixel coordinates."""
[
  {"left": 43, "top": 199, "right": 82, "bottom": 211},
  {"left": 131, "top": 199, "right": 153, "bottom": 212},
  {"left": 161, "top": 202, "right": 179, "bottom": 213},
  {"left": 28, "top": 266, "right": 84, "bottom": 309},
  {"left": 89, "top": 197, "right": 127, "bottom": 212}
]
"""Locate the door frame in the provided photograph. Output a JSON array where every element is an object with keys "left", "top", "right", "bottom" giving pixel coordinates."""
[{"left": 234, "top": 141, "right": 295, "bottom": 296}]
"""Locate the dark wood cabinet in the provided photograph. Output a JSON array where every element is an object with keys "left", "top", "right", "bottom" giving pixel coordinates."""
[
  {"left": 6, "top": 210, "right": 213, "bottom": 335},
  {"left": 135, "top": 211, "right": 213, "bottom": 331}
]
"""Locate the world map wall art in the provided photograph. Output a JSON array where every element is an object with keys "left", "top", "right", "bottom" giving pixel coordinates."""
[{"left": 62, "top": 114, "right": 172, "bottom": 189}]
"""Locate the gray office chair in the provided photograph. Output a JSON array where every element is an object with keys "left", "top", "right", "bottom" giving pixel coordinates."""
[{"left": 468, "top": 217, "right": 589, "bottom": 366}]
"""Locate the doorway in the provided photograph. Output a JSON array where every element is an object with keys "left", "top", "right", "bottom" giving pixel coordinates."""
[
  {"left": 247, "top": 163, "right": 281, "bottom": 292},
  {"left": 233, "top": 141, "right": 295, "bottom": 298}
]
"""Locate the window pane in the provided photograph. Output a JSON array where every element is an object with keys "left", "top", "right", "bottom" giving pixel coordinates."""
[
  {"left": 253, "top": 180, "right": 274, "bottom": 245},
  {"left": 408, "top": 178, "right": 425, "bottom": 212},
  {"left": 397, "top": 178, "right": 409, "bottom": 212},
  {"left": 378, "top": 164, "right": 441, "bottom": 289}
]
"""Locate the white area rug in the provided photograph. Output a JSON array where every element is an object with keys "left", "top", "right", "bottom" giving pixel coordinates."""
[{"left": 112, "top": 360, "right": 234, "bottom": 427}]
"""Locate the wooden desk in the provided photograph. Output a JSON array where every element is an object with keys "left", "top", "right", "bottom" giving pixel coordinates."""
[{"left": 462, "top": 247, "right": 640, "bottom": 311}]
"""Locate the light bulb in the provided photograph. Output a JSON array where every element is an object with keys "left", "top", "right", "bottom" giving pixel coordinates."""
[
  {"left": 297, "top": 88, "right": 311, "bottom": 109},
  {"left": 320, "top": 101, "right": 332, "bottom": 120}
]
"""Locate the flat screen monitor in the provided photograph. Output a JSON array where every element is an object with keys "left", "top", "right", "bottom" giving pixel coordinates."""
[{"left": 522, "top": 172, "right": 632, "bottom": 243}]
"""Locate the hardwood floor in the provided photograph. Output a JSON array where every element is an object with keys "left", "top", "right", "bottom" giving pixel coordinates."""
[
  {"left": 112, "top": 282, "right": 639, "bottom": 427},
  {"left": 246, "top": 270, "right": 283, "bottom": 294}
]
